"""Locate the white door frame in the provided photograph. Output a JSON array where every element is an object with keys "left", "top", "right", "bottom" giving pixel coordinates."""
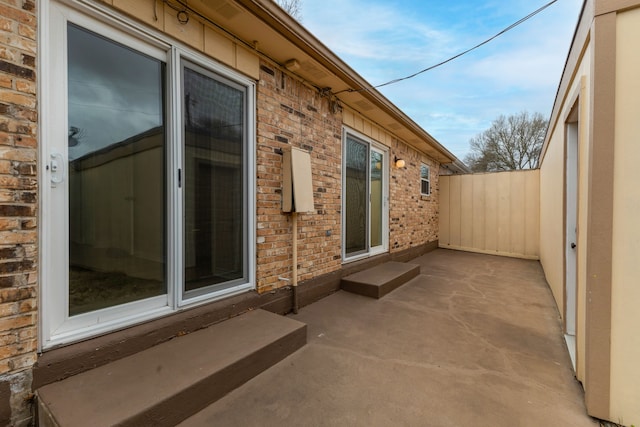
[
  {"left": 564, "top": 113, "right": 579, "bottom": 370},
  {"left": 341, "top": 127, "right": 389, "bottom": 262}
]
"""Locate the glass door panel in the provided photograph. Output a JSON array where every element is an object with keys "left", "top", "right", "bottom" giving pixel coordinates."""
[
  {"left": 370, "top": 149, "right": 383, "bottom": 249},
  {"left": 183, "top": 64, "right": 245, "bottom": 294},
  {"left": 67, "top": 24, "right": 166, "bottom": 315},
  {"left": 345, "top": 136, "right": 368, "bottom": 257}
]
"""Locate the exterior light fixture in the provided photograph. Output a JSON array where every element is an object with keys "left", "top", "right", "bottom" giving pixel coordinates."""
[{"left": 394, "top": 156, "right": 406, "bottom": 168}]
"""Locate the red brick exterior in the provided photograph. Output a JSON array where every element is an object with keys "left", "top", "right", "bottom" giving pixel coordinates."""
[
  {"left": 256, "top": 63, "right": 343, "bottom": 292},
  {"left": 389, "top": 139, "right": 440, "bottom": 252},
  {"left": 255, "top": 63, "right": 441, "bottom": 292},
  {"left": 0, "top": 0, "right": 37, "bottom": 425}
]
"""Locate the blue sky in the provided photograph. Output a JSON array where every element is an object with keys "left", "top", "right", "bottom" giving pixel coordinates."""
[{"left": 299, "top": 0, "right": 583, "bottom": 160}]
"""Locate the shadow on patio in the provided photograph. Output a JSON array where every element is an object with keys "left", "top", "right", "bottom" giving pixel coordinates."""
[{"left": 180, "top": 249, "right": 597, "bottom": 426}]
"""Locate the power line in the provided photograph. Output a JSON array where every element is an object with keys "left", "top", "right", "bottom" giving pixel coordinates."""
[{"left": 335, "top": 0, "right": 560, "bottom": 95}]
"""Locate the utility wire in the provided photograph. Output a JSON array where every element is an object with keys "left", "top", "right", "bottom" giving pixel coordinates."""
[{"left": 335, "top": 0, "right": 560, "bottom": 95}]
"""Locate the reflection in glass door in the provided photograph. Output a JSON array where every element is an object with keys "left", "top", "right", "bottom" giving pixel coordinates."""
[
  {"left": 182, "top": 63, "right": 247, "bottom": 296},
  {"left": 44, "top": 3, "right": 255, "bottom": 347},
  {"left": 344, "top": 136, "right": 368, "bottom": 256},
  {"left": 370, "top": 149, "right": 383, "bottom": 249},
  {"left": 67, "top": 24, "right": 166, "bottom": 315},
  {"left": 343, "top": 133, "right": 387, "bottom": 260}
]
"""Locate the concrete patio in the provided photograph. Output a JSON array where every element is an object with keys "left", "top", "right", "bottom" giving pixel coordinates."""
[{"left": 180, "top": 249, "right": 597, "bottom": 426}]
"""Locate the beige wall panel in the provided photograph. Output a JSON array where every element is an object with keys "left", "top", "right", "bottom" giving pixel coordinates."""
[
  {"left": 471, "top": 174, "right": 486, "bottom": 249},
  {"left": 164, "top": 7, "right": 204, "bottom": 51},
  {"left": 362, "top": 120, "right": 372, "bottom": 138},
  {"left": 342, "top": 108, "right": 396, "bottom": 148},
  {"left": 204, "top": 27, "right": 235, "bottom": 68},
  {"left": 439, "top": 170, "right": 539, "bottom": 259},
  {"left": 539, "top": 128, "right": 565, "bottom": 314},
  {"left": 236, "top": 45, "right": 260, "bottom": 80},
  {"left": 369, "top": 126, "right": 379, "bottom": 142},
  {"left": 524, "top": 170, "right": 540, "bottom": 257},
  {"left": 539, "top": 32, "right": 592, "bottom": 384},
  {"left": 113, "top": 0, "right": 163, "bottom": 30},
  {"left": 509, "top": 172, "right": 526, "bottom": 255},
  {"left": 576, "top": 71, "right": 590, "bottom": 384},
  {"left": 382, "top": 132, "right": 392, "bottom": 147},
  {"left": 484, "top": 173, "right": 498, "bottom": 252},
  {"left": 342, "top": 109, "right": 355, "bottom": 128},
  {"left": 459, "top": 174, "right": 473, "bottom": 249},
  {"left": 353, "top": 115, "right": 364, "bottom": 133},
  {"left": 610, "top": 8, "right": 640, "bottom": 425},
  {"left": 447, "top": 176, "right": 461, "bottom": 247},
  {"left": 439, "top": 176, "right": 450, "bottom": 245},
  {"left": 540, "top": 59, "right": 592, "bottom": 332},
  {"left": 496, "top": 173, "right": 511, "bottom": 252}
]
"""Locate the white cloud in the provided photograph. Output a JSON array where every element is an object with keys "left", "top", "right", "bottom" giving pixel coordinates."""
[
  {"left": 301, "top": 0, "right": 457, "bottom": 65},
  {"left": 300, "top": 0, "right": 584, "bottom": 161}
]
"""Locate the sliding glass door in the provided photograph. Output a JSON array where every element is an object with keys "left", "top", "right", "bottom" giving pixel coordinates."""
[
  {"left": 42, "top": 3, "right": 255, "bottom": 348},
  {"left": 182, "top": 63, "right": 247, "bottom": 296},
  {"left": 66, "top": 24, "right": 167, "bottom": 316},
  {"left": 343, "top": 131, "right": 388, "bottom": 261}
]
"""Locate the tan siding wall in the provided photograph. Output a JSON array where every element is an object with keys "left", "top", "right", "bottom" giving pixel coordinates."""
[
  {"left": 342, "top": 108, "right": 394, "bottom": 147},
  {"left": 576, "top": 75, "right": 590, "bottom": 385},
  {"left": 540, "top": 40, "right": 591, "bottom": 385},
  {"left": 539, "top": 128, "right": 565, "bottom": 314},
  {"left": 610, "top": 7, "right": 640, "bottom": 425},
  {"left": 439, "top": 170, "right": 539, "bottom": 259},
  {"left": 108, "top": 0, "right": 260, "bottom": 79}
]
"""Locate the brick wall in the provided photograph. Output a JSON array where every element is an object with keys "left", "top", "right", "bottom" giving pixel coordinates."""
[
  {"left": 0, "top": 0, "right": 38, "bottom": 425},
  {"left": 256, "top": 63, "right": 343, "bottom": 292},
  {"left": 389, "top": 138, "right": 439, "bottom": 252},
  {"left": 255, "top": 60, "right": 440, "bottom": 293}
]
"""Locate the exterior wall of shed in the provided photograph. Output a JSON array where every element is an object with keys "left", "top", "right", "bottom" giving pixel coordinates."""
[
  {"left": 539, "top": 37, "right": 592, "bottom": 388},
  {"left": 0, "top": 0, "right": 443, "bottom": 422},
  {"left": 439, "top": 170, "right": 539, "bottom": 260},
  {"left": 540, "top": 3, "right": 640, "bottom": 424},
  {"left": 610, "top": 7, "right": 640, "bottom": 424}
]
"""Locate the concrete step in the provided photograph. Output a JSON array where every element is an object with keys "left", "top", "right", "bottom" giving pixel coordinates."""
[
  {"left": 36, "top": 309, "right": 306, "bottom": 427},
  {"left": 341, "top": 261, "right": 420, "bottom": 299}
]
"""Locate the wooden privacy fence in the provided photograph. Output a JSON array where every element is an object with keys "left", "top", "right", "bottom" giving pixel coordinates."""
[{"left": 439, "top": 169, "right": 540, "bottom": 259}]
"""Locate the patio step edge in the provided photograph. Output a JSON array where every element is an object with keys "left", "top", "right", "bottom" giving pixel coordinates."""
[
  {"left": 35, "top": 309, "right": 307, "bottom": 427},
  {"left": 340, "top": 261, "right": 420, "bottom": 298}
]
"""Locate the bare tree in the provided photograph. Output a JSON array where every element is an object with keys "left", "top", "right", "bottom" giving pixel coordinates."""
[
  {"left": 274, "top": 0, "right": 303, "bottom": 21},
  {"left": 464, "top": 111, "right": 547, "bottom": 172}
]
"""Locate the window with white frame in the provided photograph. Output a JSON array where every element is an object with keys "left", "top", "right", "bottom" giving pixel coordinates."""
[
  {"left": 420, "top": 163, "right": 431, "bottom": 196},
  {"left": 41, "top": 2, "right": 255, "bottom": 348}
]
